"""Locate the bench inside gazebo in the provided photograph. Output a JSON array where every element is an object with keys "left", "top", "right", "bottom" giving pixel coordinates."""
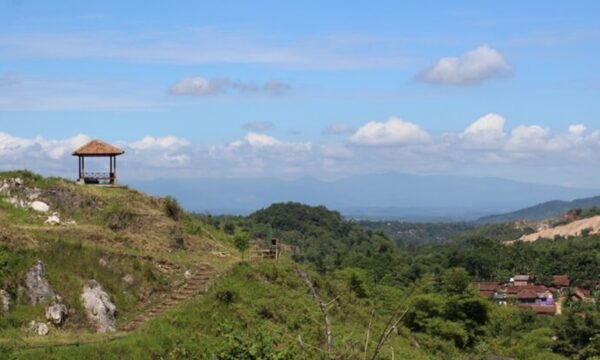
[{"left": 73, "top": 139, "right": 125, "bottom": 185}]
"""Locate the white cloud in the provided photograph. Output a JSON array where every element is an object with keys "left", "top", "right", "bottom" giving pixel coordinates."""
[
  {"left": 461, "top": 113, "right": 506, "bottom": 148},
  {"left": 323, "top": 123, "right": 355, "bottom": 135},
  {"left": 169, "top": 77, "right": 227, "bottom": 96},
  {"left": 243, "top": 121, "right": 274, "bottom": 132},
  {"left": 569, "top": 124, "right": 586, "bottom": 137},
  {"left": 418, "top": 45, "right": 511, "bottom": 85},
  {"left": 169, "top": 76, "right": 290, "bottom": 97},
  {"left": 506, "top": 125, "right": 568, "bottom": 152},
  {"left": 129, "top": 136, "right": 189, "bottom": 150},
  {"left": 350, "top": 117, "right": 430, "bottom": 146},
  {"left": 244, "top": 132, "right": 280, "bottom": 147},
  {"left": 1, "top": 119, "right": 599, "bottom": 187}
]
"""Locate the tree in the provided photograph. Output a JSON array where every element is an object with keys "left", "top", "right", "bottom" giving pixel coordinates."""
[{"left": 234, "top": 233, "right": 250, "bottom": 261}]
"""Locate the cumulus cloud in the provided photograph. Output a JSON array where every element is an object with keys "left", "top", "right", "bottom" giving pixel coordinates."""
[
  {"left": 417, "top": 45, "right": 512, "bottom": 85},
  {"left": 2, "top": 118, "right": 600, "bottom": 186},
  {"left": 243, "top": 121, "right": 274, "bottom": 132},
  {"left": 569, "top": 124, "right": 586, "bottom": 137},
  {"left": 461, "top": 113, "right": 506, "bottom": 148},
  {"left": 243, "top": 132, "right": 280, "bottom": 147},
  {"left": 169, "top": 77, "right": 290, "bottom": 97},
  {"left": 350, "top": 117, "right": 430, "bottom": 146},
  {"left": 323, "top": 123, "right": 355, "bottom": 135}
]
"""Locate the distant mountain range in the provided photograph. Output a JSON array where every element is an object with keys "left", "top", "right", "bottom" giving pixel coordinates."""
[
  {"left": 130, "top": 173, "right": 600, "bottom": 221},
  {"left": 477, "top": 195, "right": 600, "bottom": 224}
]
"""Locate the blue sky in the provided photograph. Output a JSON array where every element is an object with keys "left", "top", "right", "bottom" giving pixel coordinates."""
[{"left": 1, "top": 1, "right": 599, "bottom": 186}]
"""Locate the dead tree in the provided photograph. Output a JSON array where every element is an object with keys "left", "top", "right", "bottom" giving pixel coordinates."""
[{"left": 297, "top": 269, "right": 338, "bottom": 354}]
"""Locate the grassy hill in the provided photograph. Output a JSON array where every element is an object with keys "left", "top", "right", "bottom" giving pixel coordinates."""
[
  {"left": 0, "top": 170, "right": 236, "bottom": 341},
  {"left": 477, "top": 195, "right": 600, "bottom": 224}
]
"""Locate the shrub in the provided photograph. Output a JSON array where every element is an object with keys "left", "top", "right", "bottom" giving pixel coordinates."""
[
  {"left": 103, "top": 203, "right": 134, "bottom": 231},
  {"left": 163, "top": 196, "right": 183, "bottom": 221},
  {"left": 216, "top": 290, "right": 237, "bottom": 304}
]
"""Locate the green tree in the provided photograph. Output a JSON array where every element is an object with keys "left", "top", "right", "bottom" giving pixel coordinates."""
[{"left": 234, "top": 233, "right": 250, "bottom": 261}]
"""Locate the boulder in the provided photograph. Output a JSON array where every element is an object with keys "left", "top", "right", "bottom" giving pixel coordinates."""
[
  {"left": 81, "top": 280, "right": 117, "bottom": 333},
  {"left": 24, "top": 260, "right": 55, "bottom": 305},
  {"left": 0, "top": 289, "right": 11, "bottom": 314},
  {"left": 28, "top": 320, "right": 49, "bottom": 336},
  {"left": 45, "top": 303, "right": 68, "bottom": 326},
  {"left": 30, "top": 201, "right": 50, "bottom": 213}
]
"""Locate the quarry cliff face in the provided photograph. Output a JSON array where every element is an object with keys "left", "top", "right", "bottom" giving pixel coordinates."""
[{"left": 520, "top": 215, "right": 600, "bottom": 242}]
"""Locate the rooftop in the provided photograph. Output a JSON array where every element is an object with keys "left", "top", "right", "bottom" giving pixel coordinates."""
[{"left": 73, "top": 139, "right": 125, "bottom": 156}]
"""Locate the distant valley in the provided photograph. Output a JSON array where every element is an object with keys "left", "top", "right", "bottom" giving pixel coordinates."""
[{"left": 131, "top": 173, "right": 600, "bottom": 221}]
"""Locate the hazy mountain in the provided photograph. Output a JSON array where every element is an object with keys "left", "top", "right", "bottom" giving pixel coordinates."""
[
  {"left": 478, "top": 195, "right": 600, "bottom": 224},
  {"left": 130, "top": 173, "right": 599, "bottom": 221}
]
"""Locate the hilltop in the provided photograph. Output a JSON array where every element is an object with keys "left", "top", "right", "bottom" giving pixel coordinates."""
[{"left": 0, "top": 170, "right": 236, "bottom": 340}]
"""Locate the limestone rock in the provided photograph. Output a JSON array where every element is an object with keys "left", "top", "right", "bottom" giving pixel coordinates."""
[
  {"left": 81, "top": 280, "right": 117, "bottom": 333},
  {"left": 28, "top": 321, "right": 49, "bottom": 336},
  {"left": 45, "top": 303, "right": 68, "bottom": 326},
  {"left": 44, "top": 212, "right": 61, "bottom": 226},
  {"left": 24, "top": 260, "right": 55, "bottom": 305},
  {"left": 0, "top": 289, "right": 11, "bottom": 314},
  {"left": 30, "top": 200, "right": 50, "bottom": 213}
]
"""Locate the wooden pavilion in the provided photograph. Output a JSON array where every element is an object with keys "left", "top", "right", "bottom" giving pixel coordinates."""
[{"left": 72, "top": 139, "right": 125, "bottom": 185}]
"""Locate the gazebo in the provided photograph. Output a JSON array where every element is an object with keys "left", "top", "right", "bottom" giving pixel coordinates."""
[{"left": 72, "top": 139, "right": 125, "bottom": 185}]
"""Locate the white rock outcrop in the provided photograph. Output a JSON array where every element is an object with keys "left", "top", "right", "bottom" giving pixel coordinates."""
[
  {"left": 24, "top": 261, "right": 56, "bottom": 305},
  {"left": 44, "top": 212, "right": 61, "bottom": 225},
  {"left": 30, "top": 200, "right": 50, "bottom": 213},
  {"left": 81, "top": 280, "right": 117, "bottom": 333},
  {"left": 28, "top": 320, "right": 49, "bottom": 336},
  {"left": 45, "top": 303, "right": 68, "bottom": 326}
]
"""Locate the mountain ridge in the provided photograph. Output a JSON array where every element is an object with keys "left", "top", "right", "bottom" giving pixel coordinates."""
[
  {"left": 478, "top": 195, "right": 600, "bottom": 223},
  {"left": 130, "top": 172, "right": 599, "bottom": 221}
]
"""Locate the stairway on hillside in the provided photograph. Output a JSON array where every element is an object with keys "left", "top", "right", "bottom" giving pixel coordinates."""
[{"left": 121, "top": 264, "right": 213, "bottom": 331}]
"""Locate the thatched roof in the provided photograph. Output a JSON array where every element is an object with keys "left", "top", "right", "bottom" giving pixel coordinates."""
[{"left": 72, "top": 139, "right": 124, "bottom": 156}]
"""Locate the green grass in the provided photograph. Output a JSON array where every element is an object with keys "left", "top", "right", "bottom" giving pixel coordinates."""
[
  {"left": 0, "top": 237, "right": 173, "bottom": 338},
  {"left": 11, "top": 261, "right": 440, "bottom": 360},
  {"left": 0, "top": 199, "right": 38, "bottom": 225}
]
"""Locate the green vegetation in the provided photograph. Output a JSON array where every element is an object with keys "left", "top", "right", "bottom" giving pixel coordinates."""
[
  {"left": 233, "top": 233, "right": 249, "bottom": 261},
  {"left": 3, "top": 173, "right": 600, "bottom": 359}
]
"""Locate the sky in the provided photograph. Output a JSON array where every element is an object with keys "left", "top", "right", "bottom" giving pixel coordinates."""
[{"left": 1, "top": 1, "right": 600, "bottom": 187}]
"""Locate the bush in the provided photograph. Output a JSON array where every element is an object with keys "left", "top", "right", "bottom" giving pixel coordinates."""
[
  {"left": 103, "top": 203, "right": 134, "bottom": 231},
  {"left": 163, "top": 196, "right": 183, "bottom": 221}
]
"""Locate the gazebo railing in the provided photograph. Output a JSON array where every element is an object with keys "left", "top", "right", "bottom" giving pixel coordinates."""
[{"left": 83, "top": 172, "right": 114, "bottom": 180}]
